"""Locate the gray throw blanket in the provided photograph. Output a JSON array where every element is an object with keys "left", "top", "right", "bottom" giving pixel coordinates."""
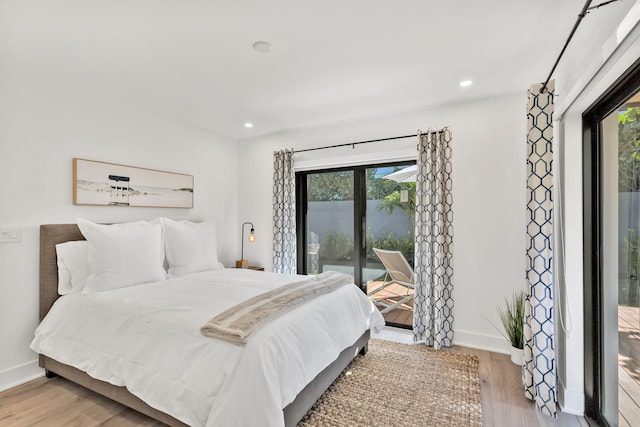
[{"left": 201, "top": 271, "right": 353, "bottom": 345}]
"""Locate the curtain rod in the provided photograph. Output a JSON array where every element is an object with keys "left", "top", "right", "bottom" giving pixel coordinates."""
[
  {"left": 540, "top": 0, "right": 621, "bottom": 93},
  {"left": 540, "top": 0, "right": 592, "bottom": 93},
  {"left": 293, "top": 134, "right": 415, "bottom": 154},
  {"left": 293, "top": 129, "right": 444, "bottom": 154}
]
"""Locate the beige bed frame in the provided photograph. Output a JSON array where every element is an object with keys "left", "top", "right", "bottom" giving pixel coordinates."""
[{"left": 39, "top": 224, "right": 369, "bottom": 427}]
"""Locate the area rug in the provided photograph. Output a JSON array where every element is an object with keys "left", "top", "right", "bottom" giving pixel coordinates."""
[{"left": 299, "top": 339, "right": 482, "bottom": 426}]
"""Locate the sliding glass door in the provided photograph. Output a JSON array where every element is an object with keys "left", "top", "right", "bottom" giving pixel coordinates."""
[
  {"left": 616, "top": 92, "right": 640, "bottom": 426},
  {"left": 296, "top": 161, "right": 415, "bottom": 326},
  {"left": 583, "top": 59, "right": 640, "bottom": 425},
  {"left": 303, "top": 169, "right": 355, "bottom": 277}
]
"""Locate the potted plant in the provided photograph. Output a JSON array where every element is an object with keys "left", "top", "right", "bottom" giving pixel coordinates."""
[{"left": 497, "top": 291, "right": 525, "bottom": 365}]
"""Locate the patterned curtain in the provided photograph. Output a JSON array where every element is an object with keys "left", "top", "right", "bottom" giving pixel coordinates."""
[
  {"left": 523, "top": 81, "right": 557, "bottom": 417},
  {"left": 272, "top": 149, "right": 297, "bottom": 275},
  {"left": 413, "top": 127, "right": 454, "bottom": 349}
]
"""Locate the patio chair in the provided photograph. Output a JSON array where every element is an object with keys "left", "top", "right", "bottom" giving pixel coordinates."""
[{"left": 368, "top": 248, "right": 415, "bottom": 313}]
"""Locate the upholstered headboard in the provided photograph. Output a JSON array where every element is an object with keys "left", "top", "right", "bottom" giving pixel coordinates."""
[{"left": 39, "top": 224, "right": 85, "bottom": 321}]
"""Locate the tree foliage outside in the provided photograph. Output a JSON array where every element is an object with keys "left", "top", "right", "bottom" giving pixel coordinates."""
[
  {"left": 619, "top": 107, "right": 640, "bottom": 284},
  {"left": 366, "top": 229, "right": 414, "bottom": 266},
  {"left": 619, "top": 107, "right": 640, "bottom": 192},
  {"left": 377, "top": 182, "right": 416, "bottom": 224},
  {"left": 319, "top": 228, "right": 414, "bottom": 267},
  {"left": 365, "top": 168, "right": 412, "bottom": 201},
  {"left": 623, "top": 228, "right": 639, "bottom": 280},
  {"left": 308, "top": 167, "right": 415, "bottom": 201},
  {"left": 319, "top": 230, "right": 354, "bottom": 260},
  {"left": 307, "top": 167, "right": 416, "bottom": 222},
  {"left": 307, "top": 171, "right": 354, "bottom": 201}
]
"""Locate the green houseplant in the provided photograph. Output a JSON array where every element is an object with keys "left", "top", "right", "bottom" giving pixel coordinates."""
[{"left": 497, "top": 291, "right": 525, "bottom": 365}]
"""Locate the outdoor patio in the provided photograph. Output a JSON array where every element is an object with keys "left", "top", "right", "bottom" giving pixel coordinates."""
[
  {"left": 619, "top": 305, "right": 640, "bottom": 426},
  {"left": 366, "top": 280, "right": 413, "bottom": 327}
]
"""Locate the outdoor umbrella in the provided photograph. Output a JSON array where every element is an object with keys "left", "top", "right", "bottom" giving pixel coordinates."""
[{"left": 381, "top": 165, "right": 416, "bottom": 183}]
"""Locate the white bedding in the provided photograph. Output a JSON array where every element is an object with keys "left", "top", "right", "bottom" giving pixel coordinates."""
[{"left": 30, "top": 268, "right": 385, "bottom": 427}]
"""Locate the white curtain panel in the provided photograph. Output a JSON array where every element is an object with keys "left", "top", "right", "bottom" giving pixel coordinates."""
[
  {"left": 412, "top": 127, "right": 454, "bottom": 349},
  {"left": 523, "top": 81, "right": 557, "bottom": 417},
  {"left": 272, "top": 149, "right": 297, "bottom": 275}
]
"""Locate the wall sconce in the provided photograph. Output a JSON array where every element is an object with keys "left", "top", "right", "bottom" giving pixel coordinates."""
[{"left": 235, "top": 221, "right": 256, "bottom": 268}]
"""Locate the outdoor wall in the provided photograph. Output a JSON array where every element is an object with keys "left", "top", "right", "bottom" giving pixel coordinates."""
[
  {"left": 306, "top": 199, "right": 414, "bottom": 280},
  {"left": 619, "top": 192, "right": 640, "bottom": 300},
  {"left": 238, "top": 92, "right": 527, "bottom": 355},
  {"left": 309, "top": 200, "right": 413, "bottom": 245}
]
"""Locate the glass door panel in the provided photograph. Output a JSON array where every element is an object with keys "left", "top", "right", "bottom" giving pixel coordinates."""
[
  {"left": 617, "top": 91, "right": 640, "bottom": 426},
  {"left": 364, "top": 165, "right": 415, "bottom": 327},
  {"left": 583, "top": 62, "right": 640, "bottom": 424},
  {"left": 306, "top": 170, "right": 355, "bottom": 278}
]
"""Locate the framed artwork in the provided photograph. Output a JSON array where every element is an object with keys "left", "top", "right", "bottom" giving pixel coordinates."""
[{"left": 73, "top": 158, "right": 194, "bottom": 208}]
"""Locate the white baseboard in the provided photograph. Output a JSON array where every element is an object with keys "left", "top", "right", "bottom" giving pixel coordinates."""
[
  {"left": 373, "top": 326, "right": 414, "bottom": 344},
  {"left": 453, "top": 329, "right": 510, "bottom": 354},
  {"left": 558, "top": 378, "right": 585, "bottom": 415},
  {"left": 0, "top": 360, "right": 44, "bottom": 393},
  {"left": 375, "top": 327, "right": 510, "bottom": 354}
]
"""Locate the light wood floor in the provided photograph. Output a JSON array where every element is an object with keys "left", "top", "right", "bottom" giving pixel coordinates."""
[
  {"left": 375, "top": 328, "right": 588, "bottom": 427},
  {"left": 451, "top": 346, "right": 587, "bottom": 427},
  {"left": 0, "top": 376, "right": 164, "bottom": 426},
  {"left": 0, "top": 330, "right": 587, "bottom": 427}
]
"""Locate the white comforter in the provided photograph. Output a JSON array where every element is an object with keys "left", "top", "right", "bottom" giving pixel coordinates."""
[{"left": 30, "top": 268, "right": 385, "bottom": 427}]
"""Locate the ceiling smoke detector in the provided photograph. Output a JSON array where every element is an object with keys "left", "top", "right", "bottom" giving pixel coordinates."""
[{"left": 252, "top": 41, "right": 272, "bottom": 53}]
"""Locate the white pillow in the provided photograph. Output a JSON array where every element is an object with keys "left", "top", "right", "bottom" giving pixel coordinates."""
[
  {"left": 77, "top": 218, "right": 166, "bottom": 293},
  {"left": 160, "top": 218, "right": 222, "bottom": 277},
  {"left": 56, "top": 240, "right": 90, "bottom": 294}
]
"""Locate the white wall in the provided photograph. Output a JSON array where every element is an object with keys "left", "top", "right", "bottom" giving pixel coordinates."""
[
  {"left": 238, "top": 92, "right": 527, "bottom": 354},
  {"left": 0, "top": 60, "right": 239, "bottom": 391}
]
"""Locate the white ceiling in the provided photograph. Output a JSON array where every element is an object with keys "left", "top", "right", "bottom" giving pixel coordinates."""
[{"left": 1, "top": 0, "right": 635, "bottom": 140}]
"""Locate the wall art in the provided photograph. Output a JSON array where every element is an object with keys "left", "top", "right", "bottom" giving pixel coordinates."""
[{"left": 73, "top": 158, "right": 194, "bottom": 208}]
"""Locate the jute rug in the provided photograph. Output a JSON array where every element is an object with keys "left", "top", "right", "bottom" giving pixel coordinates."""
[{"left": 299, "top": 339, "right": 483, "bottom": 426}]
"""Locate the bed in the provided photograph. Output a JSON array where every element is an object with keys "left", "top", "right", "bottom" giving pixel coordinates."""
[{"left": 33, "top": 221, "right": 385, "bottom": 426}]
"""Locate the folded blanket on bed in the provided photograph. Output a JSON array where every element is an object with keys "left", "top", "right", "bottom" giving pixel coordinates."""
[{"left": 201, "top": 271, "right": 353, "bottom": 344}]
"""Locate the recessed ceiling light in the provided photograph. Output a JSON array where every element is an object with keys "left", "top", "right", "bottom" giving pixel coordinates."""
[
  {"left": 244, "top": 122, "right": 254, "bottom": 128},
  {"left": 252, "top": 41, "right": 271, "bottom": 54},
  {"left": 460, "top": 80, "right": 473, "bottom": 87}
]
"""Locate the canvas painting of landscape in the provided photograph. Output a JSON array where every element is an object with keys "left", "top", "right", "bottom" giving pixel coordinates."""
[{"left": 73, "top": 158, "right": 194, "bottom": 208}]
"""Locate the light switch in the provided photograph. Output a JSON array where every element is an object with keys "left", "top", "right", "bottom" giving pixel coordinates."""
[{"left": 0, "top": 227, "right": 21, "bottom": 243}]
